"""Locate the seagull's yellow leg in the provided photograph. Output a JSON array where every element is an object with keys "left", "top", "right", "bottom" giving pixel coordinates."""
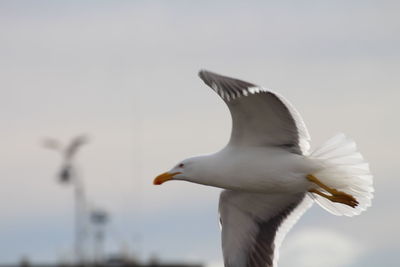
[{"left": 307, "top": 174, "right": 359, "bottom": 208}]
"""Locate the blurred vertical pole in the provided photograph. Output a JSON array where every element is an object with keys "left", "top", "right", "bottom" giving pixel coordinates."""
[
  {"left": 74, "top": 169, "right": 86, "bottom": 266},
  {"left": 43, "top": 135, "right": 89, "bottom": 266}
]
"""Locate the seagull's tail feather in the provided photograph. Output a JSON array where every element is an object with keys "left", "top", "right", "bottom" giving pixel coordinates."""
[{"left": 309, "top": 133, "right": 374, "bottom": 216}]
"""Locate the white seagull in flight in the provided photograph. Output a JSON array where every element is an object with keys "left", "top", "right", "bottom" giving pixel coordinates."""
[{"left": 153, "top": 70, "right": 373, "bottom": 267}]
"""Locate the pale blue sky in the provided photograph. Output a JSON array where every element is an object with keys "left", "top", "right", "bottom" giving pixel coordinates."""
[{"left": 0, "top": 1, "right": 399, "bottom": 266}]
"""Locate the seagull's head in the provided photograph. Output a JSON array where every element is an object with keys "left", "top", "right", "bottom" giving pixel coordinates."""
[{"left": 153, "top": 156, "right": 208, "bottom": 186}]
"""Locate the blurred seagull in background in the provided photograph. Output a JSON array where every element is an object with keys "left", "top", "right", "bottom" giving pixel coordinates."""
[
  {"left": 43, "top": 134, "right": 88, "bottom": 183},
  {"left": 153, "top": 70, "right": 373, "bottom": 267}
]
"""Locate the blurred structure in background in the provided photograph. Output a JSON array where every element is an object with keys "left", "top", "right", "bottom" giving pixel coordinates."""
[
  {"left": 90, "top": 208, "right": 109, "bottom": 265},
  {"left": 40, "top": 135, "right": 203, "bottom": 267},
  {"left": 43, "top": 135, "right": 90, "bottom": 265}
]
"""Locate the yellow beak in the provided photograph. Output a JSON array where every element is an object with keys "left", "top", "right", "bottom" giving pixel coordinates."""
[{"left": 153, "top": 172, "right": 181, "bottom": 185}]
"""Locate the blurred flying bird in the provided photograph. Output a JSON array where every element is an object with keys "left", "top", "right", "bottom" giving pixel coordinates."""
[
  {"left": 154, "top": 70, "right": 373, "bottom": 267},
  {"left": 43, "top": 134, "right": 88, "bottom": 183}
]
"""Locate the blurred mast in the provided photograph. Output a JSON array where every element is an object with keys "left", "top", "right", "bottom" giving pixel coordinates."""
[
  {"left": 90, "top": 209, "right": 109, "bottom": 264},
  {"left": 43, "top": 135, "right": 89, "bottom": 265}
]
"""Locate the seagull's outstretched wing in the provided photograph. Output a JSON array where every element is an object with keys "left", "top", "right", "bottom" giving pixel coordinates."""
[
  {"left": 198, "top": 70, "right": 310, "bottom": 154},
  {"left": 65, "top": 135, "right": 89, "bottom": 159},
  {"left": 219, "top": 190, "right": 312, "bottom": 267}
]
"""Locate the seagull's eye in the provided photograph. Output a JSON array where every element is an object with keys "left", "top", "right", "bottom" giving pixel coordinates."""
[{"left": 178, "top": 163, "right": 184, "bottom": 168}]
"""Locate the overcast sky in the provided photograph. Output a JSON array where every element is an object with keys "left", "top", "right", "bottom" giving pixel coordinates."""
[{"left": 0, "top": 1, "right": 399, "bottom": 266}]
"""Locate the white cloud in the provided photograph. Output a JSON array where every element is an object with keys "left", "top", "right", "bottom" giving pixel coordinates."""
[{"left": 279, "top": 228, "right": 364, "bottom": 267}]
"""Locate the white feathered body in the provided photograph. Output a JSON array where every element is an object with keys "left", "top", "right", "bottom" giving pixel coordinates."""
[
  {"left": 186, "top": 146, "right": 322, "bottom": 194},
  {"left": 184, "top": 133, "right": 373, "bottom": 217}
]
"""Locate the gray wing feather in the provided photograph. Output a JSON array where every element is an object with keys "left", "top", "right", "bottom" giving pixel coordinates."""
[
  {"left": 219, "top": 190, "right": 311, "bottom": 267},
  {"left": 198, "top": 70, "right": 310, "bottom": 154}
]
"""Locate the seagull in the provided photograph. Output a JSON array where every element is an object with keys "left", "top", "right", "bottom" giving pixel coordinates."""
[
  {"left": 153, "top": 70, "right": 373, "bottom": 267},
  {"left": 43, "top": 135, "right": 89, "bottom": 183}
]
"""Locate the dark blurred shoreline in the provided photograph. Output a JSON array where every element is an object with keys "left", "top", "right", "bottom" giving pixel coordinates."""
[{"left": 2, "top": 264, "right": 203, "bottom": 267}]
